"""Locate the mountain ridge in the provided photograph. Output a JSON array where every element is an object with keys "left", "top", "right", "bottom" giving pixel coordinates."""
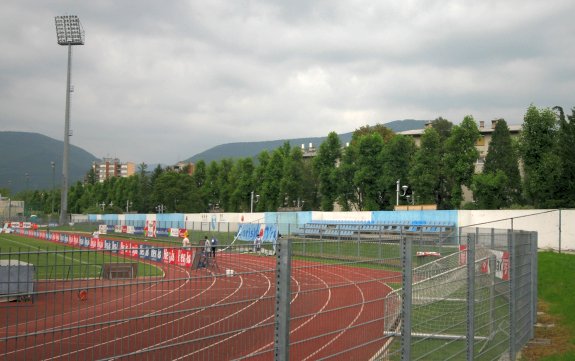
[
  {"left": 0, "top": 120, "right": 428, "bottom": 192},
  {"left": 187, "top": 119, "right": 427, "bottom": 163}
]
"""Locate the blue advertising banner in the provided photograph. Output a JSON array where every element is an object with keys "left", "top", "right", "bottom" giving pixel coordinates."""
[
  {"left": 157, "top": 228, "right": 169, "bottom": 237},
  {"left": 111, "top": 240, "right": 120, "bottom": 253},
  {"left": 149, "top": 247, "right": 163, "bottom": 263},
  {"left": 237, "top": 223, "right": 260, "bottom": 241},
  {"left": 139, "top": 244, "right": 151, "bottom": 260}
]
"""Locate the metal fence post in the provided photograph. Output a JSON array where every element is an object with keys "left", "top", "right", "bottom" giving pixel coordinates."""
[
  {"left": 509, "top": 229, "right": 516, "bottom": 360},
  {"left": 275, "top": 238, "right": 291, "bottom": 361},
  {"left": 531, "top": 231, "right": 538, "bottom": 340},
  {"left": 400, "top": 231, "right": 412, "bottom": 361},
  {"left": 467, "top": 231, "right": 476, "bottom": 361}
]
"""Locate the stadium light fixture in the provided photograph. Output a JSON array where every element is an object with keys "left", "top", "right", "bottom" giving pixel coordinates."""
[
  {"left": 54, "top": 15, "right": 84, "bottom": 226},
  {"left": 250, "top": 191, "right": 259, "bottom": 213}
]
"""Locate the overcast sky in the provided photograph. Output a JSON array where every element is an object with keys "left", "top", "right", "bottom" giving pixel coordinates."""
[{"left": 1, "top": 1, "right": 574, "bottom": 165}]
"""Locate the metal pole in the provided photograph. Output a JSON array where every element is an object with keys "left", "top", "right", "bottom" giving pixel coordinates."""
[
  {"left": 250, "top": 191, "right": 254, "bottom": 213},
  {"left": 59, "top": 44, "right": 72, "bottom": 226},
  {"left": 274, "top": 238, "right": 291, "bottom": 361},
  {"left": 558, "top": 209, "right": 562, "bottom": 253},
  {"left": 396, "top": 179, "right": 400, "bottom": 207},
  {"left": 509, "top": 229, "right": 516, "bottom": 360},
  {"left": 51, "top": 161, "right": 55, "bottom": 214},
  {"left": 400, "top": 230, "right": 412, "bottom": 361},
  {"left": 467, "top": 232, "right": 476, "bottom": 361}
]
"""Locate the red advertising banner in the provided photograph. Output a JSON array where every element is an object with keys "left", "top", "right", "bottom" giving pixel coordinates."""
[
  {"left": 119, "top": 241, "right": 127, "bottom": 255},
  {"left": 97, "top": 239, "right": 104, "bottom": 250},
  {"left": 163, "top": 248, "right": 176, "bottom": 265},
  {"left": 131, "top": 243, "right": 139, "bottom": 258},
  {"left": 494, "top": 250, "right": 510, "bottom": 280},
  {"left": 176, "top": 249, "right": 194, "bottom": 267},
  {"left": 90, "top": 238, "right": 97, "bottom": 249},
  {"left": 122, "top": 225, "right": 128, "bottom": 234},
  {"left": 70, "top": 234, "right": 79, "bottom": 246},
  {"left": 480, "top": 259, "right": 489, "bottom": 274},
  {"left": 145, "top": 220, "right": 157, "bottom": 238},
  {"left": 459, "top": 245, "right": 467, "bottom": 266}
]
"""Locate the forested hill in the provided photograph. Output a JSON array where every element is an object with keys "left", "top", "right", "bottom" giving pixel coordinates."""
[
  {"left": 0, "top": 132, "right": 99, "bottom": 193},
  {"left": 187, "top": 119, "right": 427, "bottom": 163},
  {"left": 1, "top": 120, "right": 426, "bottom": 193}
]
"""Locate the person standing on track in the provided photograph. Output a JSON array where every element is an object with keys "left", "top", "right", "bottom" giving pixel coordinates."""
[
  {"left": 254, "top": 234, "right": 262, "bottom": 254},
  {"left": 204, "top": 236, "right": 211, "bottom": 256},
  {"left": 182, "top": 232, "right": 190, "bottom": 249},
  {"left": 211, "top": 237, "right": 218, "bottom": 258}
]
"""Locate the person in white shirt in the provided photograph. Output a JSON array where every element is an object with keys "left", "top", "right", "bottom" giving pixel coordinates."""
[
  {"left": 254, "top": 235, "right": 262, "bottom": 253},
  {"left": 182, "top": 233, "right": 190, "bottom": 249}
]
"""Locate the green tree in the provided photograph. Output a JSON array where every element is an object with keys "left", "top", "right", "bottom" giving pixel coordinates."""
[
  {"left": 353, "top": 133, "right": 385, "bottom": 210},
  {"left": 313, "top": 132, "right": 341, "bottom": 211},
  {"left": 280, "top": 146, "right": 305, "bottom": 209},
  {"left": 216, "top": 159, "right": 234, "bottom": 211},
  {"left": 299, "top": 158, "right": 318, "bottom": 211},
  {"left": 443, "top": 115, "right": 480, "bottom": 208},
  {"left": 260, "top": 149, "right": 284, "bottom": 211},
  {"left": 379, "top": 135, "right": 416, "bottom": 209},
  {"left": 409, "top": 127, "right": 443, "bottom": 205},
  {"left": 228, "top": 158, "right": 255, "bottom": 212},
  {"left": 205, "top": 161, "right": 221, "bottom": 211},
  {"left": 520, "top": 105, "right": 558, "bottom": 207},
  {"left": 475, "top": 119, "right": 522, "bottom": 207},
  {"left": 251, "top": 151, "right": 270, "bottom": 211},
  {"left": 553, "top": 106, "right": 575, "bottom": 207},
  {"left": 472, "top": 171, "right": 509, "bottom": 209},
  {"left": 336, "top": 143, "right": 359, "bottom": 211},
  {"left": 351, "top": 124, "right": 395, "bottom": 144},
  {"left": 431, "top": 117, "right": 453, "bottom": 140}
]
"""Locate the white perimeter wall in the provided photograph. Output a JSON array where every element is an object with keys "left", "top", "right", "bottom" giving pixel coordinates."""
[
  {"left": 457, "top": 209, "right": 575, "bottom": 251},
  {"left": 79, "top": 209, "right": 574, "bottom": 251}
]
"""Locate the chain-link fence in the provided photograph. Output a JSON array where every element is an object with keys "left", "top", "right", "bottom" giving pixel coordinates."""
[
  {"left": 378, "top": 228, "right": 537, "bottom": 361},
  {"left": 1, "top": 224, "right": 536, "bottom": 360}
]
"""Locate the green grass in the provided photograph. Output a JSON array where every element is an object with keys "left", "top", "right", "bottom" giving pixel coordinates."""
[
  {"left": 0, "top": 233, "right": 163, "bottom": 279},
  {"left": 534, "top": 251, "right": 575, "bottom": 360}
]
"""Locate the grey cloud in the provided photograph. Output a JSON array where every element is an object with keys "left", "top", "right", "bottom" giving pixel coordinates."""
[{"left": 1, "top": 0, "right": 574, "bottom": 164}]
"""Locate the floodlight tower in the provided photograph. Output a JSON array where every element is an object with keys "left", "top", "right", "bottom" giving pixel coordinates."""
[{"left": 54, "top": 15, "right": 84, "bottom": 225}]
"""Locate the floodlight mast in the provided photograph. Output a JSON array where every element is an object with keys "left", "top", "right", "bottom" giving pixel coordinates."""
[{"left": 54, "top": 15, "right": 84, "bottom": 226}]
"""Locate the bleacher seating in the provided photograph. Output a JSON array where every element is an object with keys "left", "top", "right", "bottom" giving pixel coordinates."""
[{"left": 293, "top": 220, "right": 456, "bottom": 242}]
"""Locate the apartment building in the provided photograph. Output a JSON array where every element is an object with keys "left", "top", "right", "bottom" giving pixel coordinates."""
[
  {"left": 398, "top": 119, "right": 522, "bottom": 172},
  {"left": 92, "top": 158, "right": 136, "bottom": 182}
]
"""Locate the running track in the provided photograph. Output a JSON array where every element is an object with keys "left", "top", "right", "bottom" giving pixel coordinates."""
[{"left": 1, "top": 251, "right": 399, "bottom": 360}]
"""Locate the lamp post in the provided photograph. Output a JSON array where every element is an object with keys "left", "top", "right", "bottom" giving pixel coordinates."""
[
  {"left": 55, "top": 15, "right": 84, "bottom": 226},
  {"left": 396, "top": 179, "right": 400, "bottom": 207},
  {"left": 250, "top": 191, "right": 260, "bottom": 213},
  {"left": 50, "top": 161, "right": 55, "bottom": 214},
  {"left": 25, "top": 173, "right": 29, "bottom": 219},
  {"left": 400, "top": 184, "right": 415, "bottom": 207}
]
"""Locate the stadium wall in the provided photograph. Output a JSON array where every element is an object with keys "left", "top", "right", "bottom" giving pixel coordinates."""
[{"left": 80, "top": 208, "right": 574, "bottom": 251}]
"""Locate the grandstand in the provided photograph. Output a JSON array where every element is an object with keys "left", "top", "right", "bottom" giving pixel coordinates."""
[{"left": 293, "top": 220, "right": 456, "bottom": 244}]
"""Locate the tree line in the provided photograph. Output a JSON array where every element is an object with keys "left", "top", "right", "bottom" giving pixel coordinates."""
[{"left": 6, "top": 104, "right": 575, "bottom": 217}]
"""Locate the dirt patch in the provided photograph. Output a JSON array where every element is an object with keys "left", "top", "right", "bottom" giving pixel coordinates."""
[{"left": 520, "top": 301, "right": 575, "bottom": 360}]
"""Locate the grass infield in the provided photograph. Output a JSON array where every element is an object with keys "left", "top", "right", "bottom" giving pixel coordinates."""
[{"left": 0, "top": 233, "right": 163, "bottom": 279}]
